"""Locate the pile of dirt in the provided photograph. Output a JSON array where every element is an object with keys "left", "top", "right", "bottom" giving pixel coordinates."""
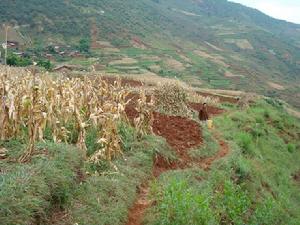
[
  {"left": 152, "top": 112, "right": 202, "bottom": 152},
  {"left": 125, "top": 106, "right": 203, "bottom": 153},
  {"left": 189, "top": 102, "right": 225, "bottom": 116}
]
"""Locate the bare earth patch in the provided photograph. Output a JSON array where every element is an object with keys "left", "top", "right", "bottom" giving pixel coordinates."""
[
  {"left": 147, "top": 64, "right": 161, "bottom": 73},
  {"left": 205, "top": 41, "right": 224, "bottom": 51},
  {"left": 224, "top": 71, "right": 244, "bottom": 78},
  {"left": 225, "top": 39, "right": 254, "bottom": 50},
  {"left": 194, "top": 50, "right": 230, "bottom": 68},
  {"left": 267, "top": 82, "right": 285, "bottom": 90},
  {"left": 109, "top": 57, "right": 138, "bottom": 65},
  {"left": 165, "top": 58, "right": 185, "bottom": 71}
]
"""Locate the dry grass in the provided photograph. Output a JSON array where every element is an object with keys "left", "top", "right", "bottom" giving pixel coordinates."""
[{"left": 153, "top": 82, "right": 192, "bottom": 117}]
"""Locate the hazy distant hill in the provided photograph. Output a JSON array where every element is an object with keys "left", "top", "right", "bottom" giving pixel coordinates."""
[{"left": 1, "top": 0, "right": 300, "bottom": 107}]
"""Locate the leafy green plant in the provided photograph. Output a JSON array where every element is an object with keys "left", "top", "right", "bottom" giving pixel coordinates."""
[
  {"left": 155, "top": 180, "right": 215, "bottom": 225},
  {"left": 215, "top": 180, "right": 251, "bottom": 225},
  {"left": 287, "top": 143, "right": 296, "bottom": 153},
  {"left": 236, "top": 132, "right": 255, "bottom": 155}
]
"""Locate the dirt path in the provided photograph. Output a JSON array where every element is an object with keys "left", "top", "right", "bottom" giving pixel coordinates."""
[
  {"left": 125, "top": 85, "right": 230, "bottom": 225},
  {"left": 199, "top": 134, "right": 229, "bottom": 171},
  {"left": 126, "top": 126, "right": 229, "bottom": 225}
]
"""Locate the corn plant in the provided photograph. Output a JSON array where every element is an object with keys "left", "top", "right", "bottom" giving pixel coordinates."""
[{"left": 0, "top": 66, "right": 144, "bottom": 163}]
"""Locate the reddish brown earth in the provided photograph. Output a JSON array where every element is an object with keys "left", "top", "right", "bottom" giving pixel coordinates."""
[
  {"left": 152, "top": 112, "right": 202, "bottom": 159},
  {"left": 125, "top": 184, "right": 151, "bottom": 225},
  {"left": 125, "top": 85, "right": 230, "bottom": 225},
  {"left": 126, "top": 129, "right": 229, "bottom": 225},
  {"left": 199, "top": 138, "right": 229, "bottom": 171},
  {"left": 126, "top": 113, "right": 203, "bottom": 225},
  {"left": 196, "top": 91, "right": 239, "bottom": 104}
]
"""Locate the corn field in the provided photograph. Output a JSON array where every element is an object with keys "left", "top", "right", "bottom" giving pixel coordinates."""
[{"left": 0, "top": 67, "right": 151, "bottom": 162}]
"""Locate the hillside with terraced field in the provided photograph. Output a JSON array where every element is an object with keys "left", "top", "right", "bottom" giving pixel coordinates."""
[{"left": 0, "top": 0, "right": 299, "bottom": 108}]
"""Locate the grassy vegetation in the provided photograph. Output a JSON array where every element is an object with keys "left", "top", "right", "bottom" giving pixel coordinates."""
[
  {"left": 0, "top": 122, "right": 174, "bottom": 225},
  {"left": 145, "top": 99, "right": 300, "bottom": 225},
  {"left": 0, "top": 141, "right": 83, "bottom": 225},
  {"left": 189, "top": 126, "right": 219, "bottom": 159}
]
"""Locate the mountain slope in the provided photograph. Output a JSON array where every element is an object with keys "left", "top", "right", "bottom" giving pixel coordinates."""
[{"left": 0, "top": 0, "right": 299, "bottom": 107}]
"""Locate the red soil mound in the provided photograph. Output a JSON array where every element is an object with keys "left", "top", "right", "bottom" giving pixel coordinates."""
[{"left": 152, "top": 112, "right": 202, "bottom": 152}]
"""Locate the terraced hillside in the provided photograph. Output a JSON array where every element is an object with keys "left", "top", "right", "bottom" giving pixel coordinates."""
[{"left": 0, "top": 0, "right": 300, "bottom": 107}]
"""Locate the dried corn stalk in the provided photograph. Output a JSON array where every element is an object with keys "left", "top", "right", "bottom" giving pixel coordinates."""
[
  {"left": 0, "top": 66, "right": 134, "bottom": 162},
  {"left": 154, "top": 82, "right": 192, "bottom": 117},
  {"left": 134, "top": 91, "right": 154, "bottom": 137}
]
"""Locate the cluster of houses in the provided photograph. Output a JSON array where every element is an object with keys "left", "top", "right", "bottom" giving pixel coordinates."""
[
  {"left": 44, "top": 45, "right": 84, "bottom": 60},
  {"left": 1, "top": 41, "right": 88, "bottom": 72}
]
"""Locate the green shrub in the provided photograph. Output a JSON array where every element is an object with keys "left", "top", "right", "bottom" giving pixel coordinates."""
[
  {"left": 37, "top": 59, "right": 53, "bottom": 70},
  {"left": 287, "top": 143, "right": 296, "bottom": 153},
  {"left": 118, "top": 121, "right": 136, "bottom": 152},
  {"left": 234, "top": 157, "right": 252, "bottom": 183},
  {"left": 236, "top": 132, "right": 255, "bottom": 155},
  {"left": 0, "top": 141, "right": 84, "bottom": 225},
  {"left": 7, "top": 54, "right": 32, "bottom": 67},
  {"left": 0, "top": 165, "right": 50, "bottom": 225},
  {"left": 249, "top": 197, "right": 281, "bottom": 225}
]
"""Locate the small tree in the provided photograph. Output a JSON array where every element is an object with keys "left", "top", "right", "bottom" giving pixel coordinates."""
[
  {"left": 78, "top": 38, "right": 90, "bottom": 53},
  {"left": 37, "top": 59, "right": 53, "bottom": 70},
  {"left": 7, "top": 54, "right": 32, "bottom": 67}
]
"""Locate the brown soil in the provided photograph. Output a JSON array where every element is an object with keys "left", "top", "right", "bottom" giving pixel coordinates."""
[
  {"left": 152, "top": 112, "right": 202, "bottom": 153},
  {"left": 125, "top": 91, "right": 230, "bottom": 225},
  {"left": 47, "top": 208, "right": 71, "bottom": 225},
  {"left": 198, "top": 138, "right": 229, "bottom": 171},
  {"left": 196, "top": 91, "right": 239, "bottom": 104},
  {"left": 125, "top": 185, "right": 151, "bottom": 225},
  {"left": 126, "top": 128, "right": 229, "bottom": 225},
  {"left": 126, "top": 113, "right": 203, "bottom": 225}
]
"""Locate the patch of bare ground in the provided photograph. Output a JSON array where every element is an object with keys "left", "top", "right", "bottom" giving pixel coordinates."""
[
  {"left": 164, "top": 58, "right": 185, "bottom": 71},
  {"left": 194, "top": 50, "right": 230, "bottom": 68},
  {"left": 199, "top": 136, "right": 229, "bottom": 171},
  {"left": 109, "top": 57, "right": 138, "bottom": 65},
  {"left": 125, "top": 96, "right": 230, "bottom": 225},
  {"left": 267, "top": 82, "right": 285, "bottom": 90}
]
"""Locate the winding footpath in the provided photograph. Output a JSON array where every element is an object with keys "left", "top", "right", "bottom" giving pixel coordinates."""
[{"left": 126, "top": 122, "right": 230, "bottom": 225}]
